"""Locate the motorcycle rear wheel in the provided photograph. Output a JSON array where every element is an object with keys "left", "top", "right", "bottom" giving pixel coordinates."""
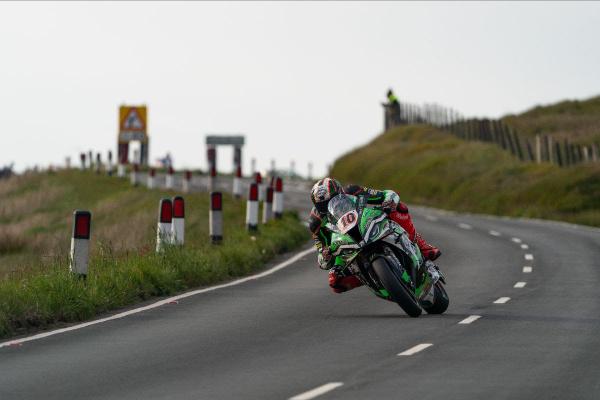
[
  {"left": 372, "top": 257, "right": 422, "bottom": 318},
  {"left": 422, "top": 281, "right": 449, "bottom": 315}
]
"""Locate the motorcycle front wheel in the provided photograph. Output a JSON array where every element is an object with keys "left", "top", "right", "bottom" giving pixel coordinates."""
[{"left": 372, "top": 257, "right": 422, "bottom": 318}]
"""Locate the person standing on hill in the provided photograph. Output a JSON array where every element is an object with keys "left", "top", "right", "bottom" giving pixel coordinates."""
[{"left": 387, "top": 88, "right": 401, "bottom": 126}]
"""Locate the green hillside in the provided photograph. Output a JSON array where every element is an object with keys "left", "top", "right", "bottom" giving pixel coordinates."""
[
  {"left": 330, "top": 124, "right": 600, "bottom": 227},
  {"left": 502, "top": 95, "right": 600, "bottom": 146}
]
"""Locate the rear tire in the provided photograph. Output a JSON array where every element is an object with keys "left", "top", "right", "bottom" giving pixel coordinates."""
[
  {"left": 423, "top": 281, "right": 449, "bottom": 315},
  {"left": 372, "top": 257, "right": 422, "bottom": 317}
]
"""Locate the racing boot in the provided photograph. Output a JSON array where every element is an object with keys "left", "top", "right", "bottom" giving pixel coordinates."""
[
  {"left": 390, "top": 203, "right": 441, "bottom": 261},
  {"left": 328, "top": 269, "right": 363, "bottom": 293}
]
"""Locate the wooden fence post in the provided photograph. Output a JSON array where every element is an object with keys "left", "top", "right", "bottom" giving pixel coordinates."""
[
  {"left": 535, "top": 135, "right": 542, "bottom": 163},
  {"left": 555, "top": 141, "right": 563, "bottom": 167},
  {"left": 513, "top": 130, "right": 524, "bottom": 161},
  {"left": 526, "top": 140, "right": 534, "bottom": 161}
]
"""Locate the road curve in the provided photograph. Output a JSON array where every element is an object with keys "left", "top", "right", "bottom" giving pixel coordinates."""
[{"left": 1, "top": 188, "right": 599, "bottom": 400}]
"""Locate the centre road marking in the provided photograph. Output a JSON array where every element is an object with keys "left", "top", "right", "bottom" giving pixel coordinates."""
[
  {"left": 511, "top": 237, "right": 522, "bottom": 243},
  {"left": 458, "top": 223, "right": 472, "bottom": 230},
  {"left": 494, "top": 297, "right": 511, "bottom": 304},
  {"left": 289, "top": 383, "right": 344, "bottom": 400},
  {"left": 521, "top": 244, "right": 529, "bottom": 249},
  {"left": 0, "top": 247, "right": 316, "bottom": 349},
  {"left": 514, "top": 282, "right": 527, "bottom": 288},
  {"left": 523, "top": 266, "right": 533, "bottom": 273},
  {"left": 398, "top": 343, "right": 433, "bottom": 356},
  {"left": 525, "top": 254, "right": 534, "bottom": 261},
  {"left": 458, "top": 315, "right": 481, "bottom": 325},
  {"left": 489, "top": 230, "right": 501, "bottom": 236}
]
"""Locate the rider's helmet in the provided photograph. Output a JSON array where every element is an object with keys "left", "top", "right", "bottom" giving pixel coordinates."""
[{"left": 310, "top": 178, "right": 343, "bottom": 215}]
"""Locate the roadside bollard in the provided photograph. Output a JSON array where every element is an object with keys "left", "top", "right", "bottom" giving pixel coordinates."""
[
  {"left": 208, "top": 164, "right": 216, "bottom": 191},
  {"left": 156, "top": 198, "right": 173, "bottom": 253},
  {"left": 80, "top": 153, "right": 86, "bottom": 170},
  {"left": 130, "top": 164, "right": 139, "bottom": 186},
  {"left": 273, "top": 177, "right": 284, "bottom": 219},
  {"left": 148, "top": 168, "right": 156, "bottom": 189},
  {"left": 172, "top": 196, "right": 185, "bottom": 245},
  {"left": 183, "top": 170, "right": 191, "bottom": 193},
  {"left": 107, "top": 150, "right": 113, "bottom": 176},
  {"left": 95, "top": 153, "right": 102, "bottom": 174},
  {"left": 255, "top": 172, "right": 265, "bottom": 202},
  {"left": 210, "top": 192, "right": 223, "bottom": 244},
  {"left": 233, "top": 166, "right": 242, "bottom": 198},
  {"left": 263, "top": 186, "right": 273, "bottom": 223},
  {"left": 70, "top": 210, "right": 91, "bottom": 277},
  {"left": 246, "top": 183, "right": 259, "bottom": 232},
  {"left": 117, "top": 163, "right": 126, "bottom": 177},
  {"left": 166, "top": 166, "right": 174, "bottom": 190}
]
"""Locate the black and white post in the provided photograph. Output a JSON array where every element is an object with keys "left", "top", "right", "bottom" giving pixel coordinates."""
[
  {"left": 233, "top": 165, "right": 242, "bottom": 198},
  {"left": 156, "top": 198, "right": 173, "bottom": 253},
  {"left": 107, "top": 150, "right": 113, "bottom": 176},
  {"left": 273, "top": 177, "right": 284, "bottom": 219},
  {"left": 130, "top": 163, "right": 139, "bottom": 186},
  {"left": 172, "top": 196, "right": 185, "bottom": 245},
  {"left": 70, "top": 210, "right": 91, "bottom": 277},
  {"left": 210, "top": 192, "right": 223, "bottom": 244},
  {"left": 246, "top": 183, "right": 259, "bottom": 232},
  {"left": 183, "top": 170, "right": 192, "bottom": 193},
  {"left": 262, "top": 186, "right": 273, "bottom": 223}
]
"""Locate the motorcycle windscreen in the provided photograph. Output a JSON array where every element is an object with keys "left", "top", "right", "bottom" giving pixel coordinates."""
[{"left": 328, "top": 194, "right": 359, "bottom": 234}]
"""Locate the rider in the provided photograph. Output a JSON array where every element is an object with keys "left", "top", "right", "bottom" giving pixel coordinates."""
[{"left": 308, "top": 178, "right": 441, "bottom": 294}]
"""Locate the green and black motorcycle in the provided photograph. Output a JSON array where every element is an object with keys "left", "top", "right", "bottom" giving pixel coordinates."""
[{"left": 327, "top": 194, "right": 449, "bottom": 317}]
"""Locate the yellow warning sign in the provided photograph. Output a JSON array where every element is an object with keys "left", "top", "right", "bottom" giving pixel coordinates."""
[{"left": 119, "top": 106, "right": 148, "bottom": 142}]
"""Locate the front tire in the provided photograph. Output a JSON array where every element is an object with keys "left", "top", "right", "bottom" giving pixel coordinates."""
[
  {"left": 372, "top": 257, "right": 422, "bottom": 317},
  {"left": 423, "top": 281, "right": 449, "bottom": 314}
]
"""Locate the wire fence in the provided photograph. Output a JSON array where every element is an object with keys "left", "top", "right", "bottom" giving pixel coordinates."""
[{"left": 383, "top": 101, "right": 600, "bottom": 167}]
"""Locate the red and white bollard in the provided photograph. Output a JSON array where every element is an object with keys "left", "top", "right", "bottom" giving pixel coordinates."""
[
  {"left": 70, "top": 210, "right": 91, "bottom": 277},
  {"left": 148, "top": 168, "right": 156, "bottom": 189},
  {"left": 172, "top": 196, "right": 185, "bottom": 245},
  {"left": 254, "top": 172, "right": 265, "bottom": 202},
  {"left": 273, "top": 177, "right": 284, "bottom": 219},
  {"left": 246, "top": 183, "right": 259, "bottom": 232},
  {"left": 166, "top": 166, "right": 174, "bottom": 190},
  {"left": 156, "top": 198, "right": 173, "bottom": 253},
  {"left": 183, "top": 170, "right": 192, "bottom": 193},
  {"left": 263, "top": 186, "right": 273, "bottom": 223},
  {"left": 210, "top": 192, "right": 223, "bottom": 243},
  {"left": 233, "top": 166, "right": 242, "bottom": 198},
  {"left": 130, "top": 164, "right": 139, "bottom": 186}
]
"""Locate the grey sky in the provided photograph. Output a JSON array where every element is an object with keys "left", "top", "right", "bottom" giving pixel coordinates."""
[{"left": 1, "top": 2, "right": 599, "bottom": 176}]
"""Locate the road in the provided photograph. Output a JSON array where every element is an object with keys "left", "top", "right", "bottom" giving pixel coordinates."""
[{"left": 1, "top": 182, "right": 599, "bottom": 399}]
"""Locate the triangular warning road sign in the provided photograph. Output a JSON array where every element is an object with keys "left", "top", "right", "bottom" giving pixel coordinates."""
[{"left": 123, "top": 108, "right": 144, "bottom": 130}]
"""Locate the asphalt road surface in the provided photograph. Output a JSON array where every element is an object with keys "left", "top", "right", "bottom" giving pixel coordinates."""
[{"left": 1, "top": 181, "right": 599, "bottom": 400}]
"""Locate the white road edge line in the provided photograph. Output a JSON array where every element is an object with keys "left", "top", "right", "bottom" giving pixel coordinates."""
[
  {"left": 458, "top": 223, "right": 472, "bottom": 230},
  {"left": 494, "top": 297, "right": 511, "bottom": 304},
  {"left": 0, "top": 247, "right": 316, "bottom": 349},
  {"left": 511, "top": 237, "right": 522, "bottom": 243},
  {"left": 397, "top": 343, "right": 433, "bottom": 356},
  {"left": 514, "top": 282, "right": 527, "bottom": 288},
  {"left": 425, "top": 215, "right": 438, "bottom": 222},
  {"left": 289, "top": 382, "right": 344, "bottom": 400},
  {"left": 520, "top": 244, "right": 529, "bottom": 249},
  {"left": 489, "top": 230, "right": 501, "bottom": 236},
  {"left": 458, "top": 315, "right": 481, "bottom": 325},
  {"left": 525, "top": 254, "right": 534, "bottom": 261},
  {"left": 523, "top": 266, "right": 533, "bottom": 273}
]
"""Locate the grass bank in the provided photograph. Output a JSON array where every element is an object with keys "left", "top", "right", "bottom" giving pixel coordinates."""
[
  {"left": 0, "top": 170, "right": 309, "bottom": 338},
  {"left": 330, "top": 125, "right": 600, "bottom": 227}
]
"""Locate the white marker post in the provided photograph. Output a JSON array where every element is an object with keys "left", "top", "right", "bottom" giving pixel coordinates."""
[
  {"left": 273, "top": 176, "right": 284, "bottom": 219},
  {"left": 210, "top": 192, "right": 223, "bottom": 244},
  {"left": 130, "top": 164, "right": 139, "bottom": 186},
  {"left": 183, "top": 170, "right": 192, "bottom": 193},
  {"left": 246, "top": 183, "right": 259, "bottom": 232},
  {"left": 233, "top": 165, "right": 242, "bottom": 198},
  {"left": 156, "top": 198, "right": 173, "bottom": 253},
  {"left": 171, "top": 196, "right": 185, "bottom": 246},
  {"left": 148, "top": 168, "right": 156, "bottom": 189},
  {"left": 70, "top": 210, "right": 91, "bottom": 277},
  {"left": 95, "top": 153, "right": 102, "bottom": 174},
  {"left": 80, "top": 153, "right": 86, "bottom": 170},
  {"left": 263, "top": 186, "right": 273, "bottom": 223},
  {"left": 106, "top": 150, "right": 113, "bottom": 176},
  {"left": 255, "top": 172, "right": 265, "bottom": 202},
  {"left": 117, "top": 163, "right": 126, "bottom": 177},
  {"left": 166, "top": 166, "right": 174, "bottom": 190}
]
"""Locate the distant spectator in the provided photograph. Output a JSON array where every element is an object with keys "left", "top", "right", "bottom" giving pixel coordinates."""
[{"left": 387, "top": 88, "right": 401, "bottom": 126}]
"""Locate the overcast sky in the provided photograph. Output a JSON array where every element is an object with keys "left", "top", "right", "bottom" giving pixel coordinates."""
[{"left": 1, "top": 2, "right": 599, "bottom": 176}]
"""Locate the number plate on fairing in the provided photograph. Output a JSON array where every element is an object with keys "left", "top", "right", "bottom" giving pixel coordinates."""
[{"left": 336, "top": 210, "right": 358, "bottom": 234}]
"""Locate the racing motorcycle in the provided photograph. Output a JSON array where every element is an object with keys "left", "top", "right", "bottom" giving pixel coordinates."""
[{"left": 327, "top": 194, "right": 449, "bottom": 317}]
